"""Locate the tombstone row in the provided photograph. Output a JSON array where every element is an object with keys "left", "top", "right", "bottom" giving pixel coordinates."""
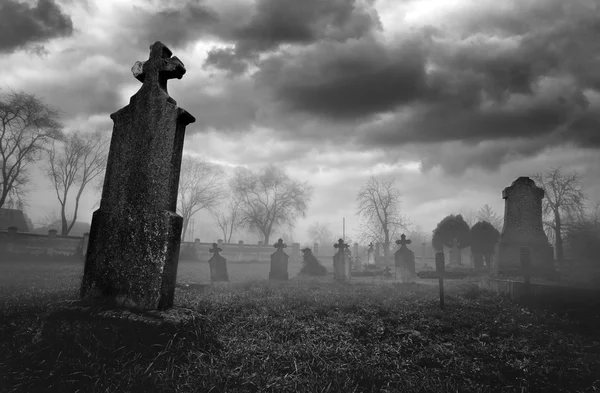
[{"left": 206, "top": 236, "right": 418, "bottom": 284}]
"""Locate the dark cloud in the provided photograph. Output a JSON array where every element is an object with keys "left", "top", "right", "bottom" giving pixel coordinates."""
[
  {"left": 256, "top": 37, "right": 427, "bottom": 120},
  {"left": 0, "top": 0, "right": 73, "bottom": 53},
  {"left": 204, "top": 47, "right": 254, "bottom": 75},
  {"left": 203, "top": 0, "right": 382, "bottom": 74},
  {"left": 133, "top": 2, "right": 217, "bottom": 49}
]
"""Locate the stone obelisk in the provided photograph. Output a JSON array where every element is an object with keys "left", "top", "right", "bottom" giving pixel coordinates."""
[{"left": 80, "top": 42, "right": 195, "bottom": 310}]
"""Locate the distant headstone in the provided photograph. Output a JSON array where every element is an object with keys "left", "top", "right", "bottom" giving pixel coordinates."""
[
  {"left": 352, "top": 242, "right": 361, "bottom": 270},
  {"left": 269, "top": 239, "right": 289, "bottom": 280},
  {"left": 313, "top": 242, "right": 319, "bottom": 255},
  {"left": 375, "top": 242, "right": 381, "bottom": 265},
  {"left": 80, "top": 41, "right": 195, "bottom": 310},
  {"left": 448, "top": 237, "right": 461, "bottom": 266},
  {"left": 300, "top": 247, "right": 327, "bottom": 276},
  {"left": 395, "top": 234, "right": 416, "bottom": 283},
  {"left": 493, "top": 177, "right": 555, "bottom": 276},
  {"left": 333, "top": 239, "right": 351, "bottom": 281},
  {"left": 208, "top": 243, "right": 228, "bottom": 283},
  {"left": 367, "top": 242, "right": 375, "bottom": 265}
]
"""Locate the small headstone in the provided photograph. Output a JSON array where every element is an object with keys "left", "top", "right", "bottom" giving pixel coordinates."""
[
  {"left": 375, "top": 242, "right": 381, "bottom": 265},
  {"left": 269, "top": 239, "right": 289, "bottom": 280},
  {"left": 367, "top": 242, "right": 375, "bottom": 265},
  {"left": 313, "top": 242, "right": 319, "bottom": 255},
  {"left": 333, "top": 239, "right": 351, "bottom": 281},
  {"left": 208, "top": 243, "right": 228, "bottom": 283},
  {"left": 80, "top": 41, "right": 195, "bottom": 310},
  {"left": 448, "top": 237, "right": 461, "bottom": 266},
  {"left": 300, "top": 247, "right": 327, "bottom": 276},
  {"left": 395, "top": 234, "right": 416, "bottom": 283}
]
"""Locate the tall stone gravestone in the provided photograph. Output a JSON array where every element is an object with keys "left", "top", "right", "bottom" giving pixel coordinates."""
[
  {"left": 333, "top": 239, "right": 351, "bottom": 281},
  {"left": 80, "top": 42, "right": 195, "bottom": 310},
  {"left": 269, "top": 239, "right": 289, "bottom": 280},
  {"left": 367, "top": 242, "right": 375, "bottom": 265},
  {"left": 208, "top": 243, "right": 229, "bottom": 283},
  {"left": 395, "top": 234, "right": 416, "bottom": 283},
  {"left": 493, "top": 177, "right": 555, "bottom": 276},
  {"left": 352, "top": 242, "right": 361, "bottom": 270}
]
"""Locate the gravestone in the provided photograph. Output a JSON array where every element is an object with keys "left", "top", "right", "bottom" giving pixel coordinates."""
[
  {"left": 375, "top": 242, "right": 381, "bottom": 265},
  {"left": 448, "top": 238, "right": 461, "bottom": 266},
  {"left": 395, "top": 234, "right": 416, "bottom": 283},
  {"left": 333, "top": 239, "right": 351, "bottom": 281},
  {"left": 300, "top": 247, "right": 327, "bottom": 276},
  {"left": 80, "top": 41, "right": 195, "bottom": 310},
  {"left": 493, "top": 177, "right": 555, "bottom": 276},
  {"left": 269, "top": 239, "right": 289, "bottom": 280},
  {"left": 367, "top": 242, "right": 375, "bottom": 265},
  {"left": 208, "top": 243, "right": 229, "bottom": 282},
  {"left": 352, "top": 242, "right": 361, "bottom": 270},
  {"left": 313, "top": 242, "right": 319, "bottom": 255},
  {"left": 435, "top": 252, "right": 445, "bottom": 309}
]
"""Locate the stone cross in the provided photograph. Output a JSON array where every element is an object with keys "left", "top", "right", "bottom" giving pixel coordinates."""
[
  {"left": 396, "top": 234, "right": 412, "bottom": 248},
  {"left": 209, "top": 243, "right": 222, "bottom": 255},
  {"left": 274, "top": 238, "right": 287, "bottom": 251},
  {"left": 80, "top": 41, "right": 195, "bottom": 311},
  {"left": 334, "top": 239, "right": 349, "bottom": 252},
  {"left": 132, "top": 42, "right": 186, "bottom": 98}
]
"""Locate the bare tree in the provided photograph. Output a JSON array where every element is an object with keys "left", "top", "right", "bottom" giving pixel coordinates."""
[
  {"left": 178, "top": 155, "right": 225, "bottom": 241},
  {"left": 230, "top": 164, "right": 313, "bottom": 245},
  {"left": 211, "top": 197, "right": 244, "bottom": 243},
  {"left": 45, "top": 130, "right": 109, "bottom": 235},
  {"left": 532, "top": 168, "right": 586, "bottom": 265},
  {"left": 476, "top": 204, "right": 503, "bottom": 231},
  {"left": 0, "top": 89, "right": 63, "bottom": 209},
  {"left": 356, "top": 176, "right": 410, "bottom": 263},
  {"left": 307, "top": 221, "right": 334, "bottom": 245}
]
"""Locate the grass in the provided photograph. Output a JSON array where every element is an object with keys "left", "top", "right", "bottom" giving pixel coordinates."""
[{"left": 1, "top": 260, "right": 600, "bottom": 392}]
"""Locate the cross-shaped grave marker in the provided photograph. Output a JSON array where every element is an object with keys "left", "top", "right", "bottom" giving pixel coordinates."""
[
  {"left": 209, "top": 243, "right": 222, "bottom": 255},
  {"left": 273, "top": 238, "right": 287, "bottom": 251},
  {"left": 396, "top": 234, "right": 412, "bottom": 248},
  {"left": 334, "top": 239, "right": 349, "bottom": 251},
  {"left": 132, "top": 42, "right": 186, "bottom": 97}
]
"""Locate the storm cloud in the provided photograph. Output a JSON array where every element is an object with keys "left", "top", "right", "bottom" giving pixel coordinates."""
[{"left": 0, "top": 0, "right": 74, "bottom": 53}]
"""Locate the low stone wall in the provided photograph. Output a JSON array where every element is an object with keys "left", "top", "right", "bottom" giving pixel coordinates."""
[
  {"left": 0, "top": 227, "right": 87, "bottom": 260},
  {"left": 479, "top": 277, "right": 600, "bottom": 307}
]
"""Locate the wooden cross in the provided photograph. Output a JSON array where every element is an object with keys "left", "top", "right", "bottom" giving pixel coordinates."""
[
  {"left": 368, "top": 242, "right": 374, "bottom": 249},
  {"left": 334, "top": 239, "right": 349, "bottom": 251},
  {"left": 209, "top": 243, "right": 222, "bottom": 254},
  {"left": 273, "top": 238, "right": 287, "bottom": 250},
  {"left": 131, "top": 41, "right": 186, "bottom": 95},
  {"left": 396, "top": 234, "right": 412, "bottom": 248}
]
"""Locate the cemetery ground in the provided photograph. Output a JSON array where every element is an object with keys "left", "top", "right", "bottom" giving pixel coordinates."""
[{"left": 1, "top": 260, "right": 600, "bottom": 393}]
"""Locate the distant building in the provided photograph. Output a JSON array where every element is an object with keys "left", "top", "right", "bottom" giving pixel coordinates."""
[{"left": 0, "top": 208, "right": 30, "bottom": 232}]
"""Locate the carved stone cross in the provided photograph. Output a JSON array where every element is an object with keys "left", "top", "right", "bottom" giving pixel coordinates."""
[
  {"left": 209, "top": 243, "right": 222, "bottom": 254},
  {"left": 334, "top": 239, "right": 349, "bottom": 251},
  {"left": 132, "top": 41, "right": 186, "bottom": 99},
  {"left": 273, "top": 238, "right": 287, "bottom": 251},
  {"left": 396, "top": 234, "right": 412, "bottom": 248}
]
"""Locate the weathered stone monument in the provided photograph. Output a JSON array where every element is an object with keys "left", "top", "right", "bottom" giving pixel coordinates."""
[
  {"left": 208, "top": 243, "right": 229, "bottom": 283},
  {"left": 333, "top": 239, "right": 351, "bottom": 281},
  {"left": 80, "top": 41, "right": 195, "bottom": 310},
  {"left": 367, "top": 242, "right": 375, "bottom": 265},
  {"left": 395, "top": 234, "right": 416, "bottom": 283},
  {"left": 352, "top": 242, "right": 361, "bottom": 270},
  {"left": 269, "top": 239, "right": 289, "bottom": 280},
  {"left": 493, "top": 177, "right": 555, "bottom": 276}
]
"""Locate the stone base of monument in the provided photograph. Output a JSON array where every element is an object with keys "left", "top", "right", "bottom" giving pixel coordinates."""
[{"left": 31, "top": 300, "right": 212, "bottom": 350}]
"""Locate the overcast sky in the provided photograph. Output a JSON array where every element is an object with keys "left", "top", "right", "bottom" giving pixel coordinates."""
[{"left": 1, "top": 0, "right": 599, "bottom": 244}]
